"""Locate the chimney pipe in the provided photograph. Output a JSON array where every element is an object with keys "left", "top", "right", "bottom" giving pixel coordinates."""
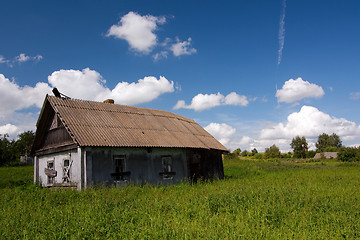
[{"left": 103, "top": 99, "right": 114, "bottom": 104}]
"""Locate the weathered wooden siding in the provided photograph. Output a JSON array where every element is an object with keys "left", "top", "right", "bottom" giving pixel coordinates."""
[
  {"left": 35, "top": 111, "right": 77, "bottom": 155},
  {"left": 187, "top": 149, "right": 224, "bottom": 182},
  {"left": 85, "top": 147, "right": 188, "bottom": 187}
]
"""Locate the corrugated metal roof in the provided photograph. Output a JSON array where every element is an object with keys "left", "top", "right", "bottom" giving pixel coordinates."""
[{"left": 46, "top": 96, "right": 228, "bottom": 151}]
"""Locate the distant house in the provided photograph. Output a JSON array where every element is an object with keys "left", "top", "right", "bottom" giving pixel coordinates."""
[
  {"left": 313, "top": 152, "right": 338, "bottom": 160},
  {"left": 31, "top": 95, "right": 228, "bottom": 189}
]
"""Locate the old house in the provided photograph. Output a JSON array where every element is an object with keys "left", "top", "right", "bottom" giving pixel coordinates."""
[{"left": 31, "top": 95, "right": 228, "bottom": 189}]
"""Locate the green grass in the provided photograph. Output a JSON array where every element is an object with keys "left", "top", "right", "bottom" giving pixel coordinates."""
[
  {"left": 0, "top": 165, "right": 33, "bottom": 189},
  {"left": 1, "top": 159, "right": 360, "bottom": 239}
]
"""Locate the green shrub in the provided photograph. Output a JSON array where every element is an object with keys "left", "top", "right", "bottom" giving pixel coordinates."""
[
  {"left": 306, "top": 150, "right": 316, "bottom": 158},
  {"left": 264, "top": 144, "right": 281, "bottom": 159},
  {"left": 253, "top": 153, "right": 263, "bottom": 159},
  {"left": 338, "top": 147, "right": 360, "bottom": 162}
]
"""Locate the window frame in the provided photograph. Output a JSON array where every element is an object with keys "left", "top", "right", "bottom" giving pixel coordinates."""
[
  {"left": 47, "top": 159, "right": 55, "bottom": 185},
  {"left": 62, "top": 159, "right": 71, "bottom": 183},
  {"left": 159, "top": 155, "right": 176, "bottom": 179},
  {"left": 111, "top": 155, "right": 131, "bottom": 181}
]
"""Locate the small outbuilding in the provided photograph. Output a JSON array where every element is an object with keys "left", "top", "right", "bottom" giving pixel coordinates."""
[
  {"left": 313, "top": 152, "right": 338, "bottom": 160},
  {"left": 31, "top": 95, "right": 228, "bottom": 189}
]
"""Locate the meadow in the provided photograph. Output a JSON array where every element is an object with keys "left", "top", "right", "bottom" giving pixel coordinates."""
[{"left": 1, "top": 158, "right": 360, "bottom": 239}]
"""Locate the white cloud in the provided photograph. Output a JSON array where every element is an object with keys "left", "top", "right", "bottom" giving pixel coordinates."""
[
  {"left": 15, "top": 53, "right": 31, "bottom": 62},
  {"left": 170, "top": 37, "right": 197, "bottom": 56},
  {"left": 259, "top": 106, "right": 360, "bottom": 140},
  {"left": 0, "top": 74, "right": 52, "bottom": 118},
  {"left": 0, "top": 124, "right": 19, "bottom": 136},
  {"left": 276, "top": 77, "right": 324, "bottom": 103},
  {"left": 48, "top": 68, "right": 108, "bottom": 101},
  {"left": 0, "top": 69, "right": 174, "bottom": 138},
  {"left": 106, "top": 11, "right": 166, "bottom": 54},
  {"left": 48, "top": 68, "right": 174, "bottom": 105},
  {"left": 34, "top": 55, "right": 43, "bottom": 61},
  {"left": 204, "top": 123, "right": 236, "bottom": 146},
  {"left": 206, "top": 106, "right": 360, "bottom": 152},
  {"left": 107, "top": 76, "right": 174, "bottom": 105},
  {"left": 277, "top": 0, "right": 286, "bottom": 65},
  {"left": 0, "top": 55, "right": 8, "bottom": 64},
  {"left": 255, "top": 105, "right": 360, "bottom": 151},
  {"left": 350, "top": 92, "right": 360, "bottom": 100},
  {"left": 174, "top": 92, "right": 248, "bottom": 111},
  {"left": 224, "top": 92, "right": 249, "bottom": 106},
  {"left": 11, "top": 53, "right": 43, "bottom": 64},
  {"left": 153, "top": 51, "right": 168, "bottom": 61}
]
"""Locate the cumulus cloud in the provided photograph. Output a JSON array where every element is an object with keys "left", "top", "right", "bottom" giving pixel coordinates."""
[
  {"left": 48, "top": 68, "right": 174, "bottom": 105},
  {"left": 106, "top": 11, "right": 166, "bottom": 54},
  {"left": 107, "top": 76, "right": 174, "bottom": 105},
  {"left": 276, "top": 77, "right": 324, "bottom": 103},
  {"left": 246, "top": 105, "right": 360, "bottom": 151},
  {"left": 170, "top": 37, "right": 197, "bottom": 56},
  {"left": 0, "top": 69, "right": 173, "bottom": 119},
  {"left": 0, "top": 124, "right": 20, "bottom": 136},
  {"left": 48, "top": 68, "right": 108, "bottom": 100},
  {"left": 259, "top": 105, "right": 360, "bottom": 140},
  {"left": 204, "top": 123, "right": 236, "bottom": 146},
  {"left": 15, "top": 53, "right": 30, "bottom": 62},
  {"left": 174, "top": 92, "right": 248, "bottom": 111},
  {"left": 205, "top": 106, "right": 360, "bottom": 152},
  {"left": 0, "top": 69, "right": 175, "bottom": 137},
  {"left": 0, "top": 74, "right": 52, "bottom": 118}
]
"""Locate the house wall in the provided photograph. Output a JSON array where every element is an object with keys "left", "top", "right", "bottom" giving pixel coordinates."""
[
  {"left": 186, "top": 148, "right": 224, "bottom": 181},
  {"left": 85, "top": 147, "right": 188, "bottom": 187},
  {"left": 35, "top": 148, "right": 82, "bottom": 189}
]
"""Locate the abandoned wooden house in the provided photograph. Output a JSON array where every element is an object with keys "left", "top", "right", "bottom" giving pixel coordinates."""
[{"left": 31, "top": 95, "right": 228, "bottom": 189}]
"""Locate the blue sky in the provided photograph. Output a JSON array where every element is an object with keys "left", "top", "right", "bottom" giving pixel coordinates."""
[{"left": 1, "top": 0, "right": 360, "bottom": 152}]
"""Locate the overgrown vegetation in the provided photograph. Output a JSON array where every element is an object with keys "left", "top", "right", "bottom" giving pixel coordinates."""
[
  {"left": 0, "top": 131, "right": 35, "bottom": 166},
  {"left": 338, "top": 146, "right": 360, "bottom": 162},
  {"left": 1, "top": 157, "right": 360, "bottom": 239}
]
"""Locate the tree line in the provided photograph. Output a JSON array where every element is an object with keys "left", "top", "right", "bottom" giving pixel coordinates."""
[
  {"left": 228, "top": 133, "right": 360, "bottom": 162},
  {"left": 0, "top": 131, "right": 35, "bottom": 166}
]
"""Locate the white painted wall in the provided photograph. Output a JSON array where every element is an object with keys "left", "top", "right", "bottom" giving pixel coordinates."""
[{"left": 36, "top": 148, "right": 82, "bottom": 189}]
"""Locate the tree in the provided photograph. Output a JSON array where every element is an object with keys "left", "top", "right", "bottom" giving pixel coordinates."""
[
  {"left": 316, "top": 133, "right": 342, "bottom": 152},
  {"left": 0, "top": 131, "right": 35, "bottom": 166},
  {"left": 265, "top": 144, "right": 281, "bottom": 159},
  {"left": 233, "top": 148, "right": 241, "bottom": 156},
  {"left": 338, "top": 147, "right": 360, "bottom": 162},
  {"left": 290, "top": 136, "right": 308, "bottom": 158},
  {"left": 241, "top": 150, "right": 250, "bottom": 157},
  {"left": 0, "top": 134, "right": 16, "bottom": 166},
  {"left": 15, "top": 130, "right": 35, "bottom": 157},
  {"left": 251, "top": 148, "right": 258, "bottom": 156}
]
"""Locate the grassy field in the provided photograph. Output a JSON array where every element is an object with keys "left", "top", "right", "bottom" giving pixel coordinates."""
[{"left": 1, "top": 158, "right": 360, "bottom": 239}]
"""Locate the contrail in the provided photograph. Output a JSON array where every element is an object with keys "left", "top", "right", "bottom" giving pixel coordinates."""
[{"left": 277, "top": 0, "right": 286, "bottom": 65}]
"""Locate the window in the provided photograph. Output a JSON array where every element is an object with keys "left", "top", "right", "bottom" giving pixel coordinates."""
[
  {"left": 160, "top": 156, "right": 176, "bottom": 179},
  {"left": 63, "top": 159, "right": 71, "bottom": 183},
  {"left": 47, "top": 160, "right": 55, "bottom": 184},
  {"left": 111, "top": 155, "right": 130, "bottom": 181},
  {"left": 162, "top": 156, "right": 172, "bottom": 173}
]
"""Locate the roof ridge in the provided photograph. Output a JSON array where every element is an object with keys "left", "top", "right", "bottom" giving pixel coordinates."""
[{"left": 48, "top": 95, "right": 194, "bottom": 122}]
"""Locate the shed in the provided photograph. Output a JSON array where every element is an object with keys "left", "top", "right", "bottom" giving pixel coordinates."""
[
  {"left": 313, "top": 152, "right": 338, "bottom": 160},
  {"left": 31, "top": 95, "right": 228, "bottom": 189}
]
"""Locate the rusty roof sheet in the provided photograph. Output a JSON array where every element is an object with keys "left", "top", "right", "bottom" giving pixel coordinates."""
[{"left": 46, "top": 96, "right": 228, "bottom": 151}]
